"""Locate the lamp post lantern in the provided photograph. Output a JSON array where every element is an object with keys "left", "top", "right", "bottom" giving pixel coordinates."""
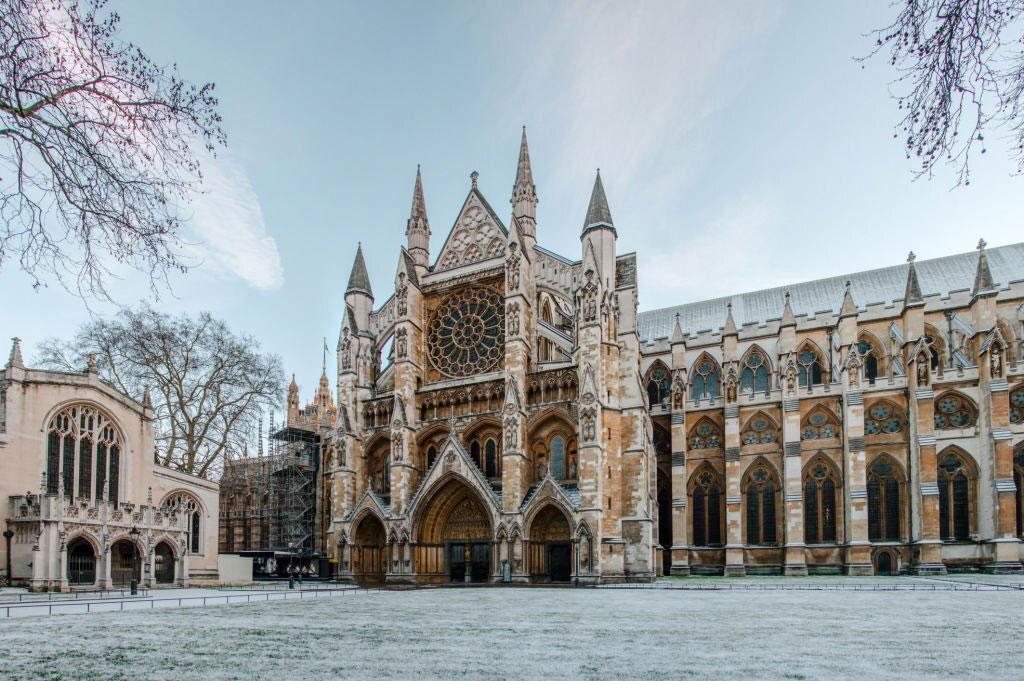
[
  {"left": 3, "top": 529, "right": 14, "bottom": 586},
  {"left": 129, "top": 526, "right": 140, "bottom": 595}
]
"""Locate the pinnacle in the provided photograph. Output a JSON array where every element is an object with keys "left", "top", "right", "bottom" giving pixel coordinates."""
[
  {"left": 972, "top": 237, "right": 995, "bottom": 296},
  {"left": 346, "top": 243, "right": 373, "bottom": 297},
  {"left": 409, "top": 165, "right": 428, "bottom": 223},
  {"left": 582, "top": 169, "right": 614, "bottom": 234},
  {"left": 904, "top": 251, "right": 923, "bottom": 305},
  {"left": 514, "top": 127, "right": 534, "bottom": 190}
]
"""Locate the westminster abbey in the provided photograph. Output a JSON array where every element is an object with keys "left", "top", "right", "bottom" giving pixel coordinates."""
[{"left": 314, "top": 130, "right": 1024, "bottom": 583}]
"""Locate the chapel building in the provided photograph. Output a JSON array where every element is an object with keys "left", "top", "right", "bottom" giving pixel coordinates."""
[{"left": 323, "top": 130, "right": 1024, "bottom": 583}]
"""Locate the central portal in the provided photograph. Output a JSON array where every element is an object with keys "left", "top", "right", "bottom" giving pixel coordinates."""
[{"left": 414, "top": 478, "right": 494, "bottom": 583}]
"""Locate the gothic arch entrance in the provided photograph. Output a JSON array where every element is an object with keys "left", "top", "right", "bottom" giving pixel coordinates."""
[
  {"left": 67, "top": 538, "right": 96, "bottom": 586},
  {"left": 154, "top": 542, "right": 176, "bottom": 584},
  {"left": 413, "top": 478, "right": 493, "bottom": 583},
  {"left": 352, "top": 514, "right": 387, "bottom": 584},
  {"left": 110, "top": 539, "right": 141, "bottom": 588},
  {"left": 528, "top": 504, "right": 572, "bottom": 583}
]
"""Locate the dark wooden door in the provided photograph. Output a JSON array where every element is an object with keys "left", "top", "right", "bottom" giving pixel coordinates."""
[
  {"left": 549, "top": 543, "right": 571, "bottom": 582},
  {"left": 448, "top": 543, "right": 466, "bottom": 582},
  {"left": 470, "top": 543, "right": 490, "bottom": 583}
]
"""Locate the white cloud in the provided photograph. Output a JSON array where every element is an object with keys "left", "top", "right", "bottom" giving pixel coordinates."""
[{"left": 183, "top": 152, "right": 284, "bottom": 291}]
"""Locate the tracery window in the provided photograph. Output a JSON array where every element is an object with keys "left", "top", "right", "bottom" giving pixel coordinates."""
[
  {"left": 857, "top": 337, "right": 881, "bottom": 382},
  {"left": 933, "top": 392, "right": 977, "bottom": 430},
  {"left": 44, "top": 404, "right": 123, "bottom": 503},
  {"left": 796, "top": 344, "right": 824, "bottom": 387},
  {"left": 1010, "top": 386, "right": 1023, "bottom": 424},
  {"left": 801, "top": 408, "right": 839, "bottom": 440},
  {"left": 937, "top": 449, "right": 973, "bottom": 541},
  {"left": 804, "top": 458, "right": 839, "bottom": 544},
  {"left": 740, "top": 348, "right": 771, "bottom": 395},
  {"left": 646, "top": 364, "right": 672, "bottom": 407},
  {"left": 427, "top": 286, "right": 505, "bottom": 378},
  {"left": 161, "top": 492, "right": 202, "bottom": 554},
  {"left": 741, "top": 413, "right": 778, "bottom": 446},
  {"left": 744, "top": 463, "right": 778, "bottom": 545},
  {"left": 688, "top": 418, "right": 723, "bottom": 450},
  {"left": 867, "top": 456, "right": 902, "bottom": 542},
  {"left": 1014, "top": 447, "right": 1024, "bottom": 537},
  {"left": 689, "top": 356, "right": 721, "bottom": 401},
  {"left": 691, "top": 468, "right": 723, "bottom": 547},
  {"left": 864, "top": 401, "right": 904, "bottom": 436}
]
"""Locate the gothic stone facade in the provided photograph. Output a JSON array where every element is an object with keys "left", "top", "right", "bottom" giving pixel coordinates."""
[
  {"left": 0, "top": 343, "right": 220, "bottom": 590},
  {"left": 323, "top": 131, "right": 1024, "bottom": 583}
]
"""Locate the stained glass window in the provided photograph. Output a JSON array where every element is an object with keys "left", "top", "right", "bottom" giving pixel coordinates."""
[
  {"left": 646, "top": 365, "right": 672, "bottom": 407},
  {"left": 858, "top": 338, "right": 880, "bottom": 381},
  {"left": 689, "top": 357, "right": 721, "bottom": 401},
  {"left": 427, "top": 286, "right": 505, "bottom": 378},
  {"left": 865, "top": 401, "right": 904, "bottom": 436},
  {"left": 740, "top": 348, "right": 770, "bottom": 395},
  {"left": 44, "top": 405, "right": 123, "bottom": 502},
  {"left": 1010, "top": 387, "right": 1023, "bottom": 425},
  {"left": 867, "top": 457, "right": 901, "bottom": 541},
  {"left": 801, "top": 409, "right": 838, "bottom": 440},
  {"left": 938, "top": 451, "right": 972, "bottom": 540},
  {"left": 934, "top": 393, "right": 977, "bottom": 430},
  {"left": 804, "top": 459, "right": 839, "bottom": 544},
  {"left": 550, "top": 436, "right": 566, "bottom": 480},
  {"left": 689, "top": 419, "right": 723, "bottom": 450},
  {"left": 745, "top": 464, "right": 778, "bottom": 545},
  {"left": 485, "top": 439, "right": 498, "bottom": 478},
  {"left": 691, "top": 470, "right": 723, "bottom": 546},
  {"left": 797, "top": 345, "right": 823, "bottom": 387},
  {"left": 741, "top": 414, "right": 778, "bottom": 445}
]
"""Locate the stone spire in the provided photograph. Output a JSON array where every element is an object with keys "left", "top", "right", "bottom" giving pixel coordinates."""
[
  {"left": 582, "top": 169, "right": 615, "bottom": 236},
  {"left": 346, "top": 243, "right": 373, "bottom": 297},
  {"left": 406, "top": 165, "right": 431, "bottom": 268},
  {"left": 512, "top": 127, "right": 538, "bottom": 244},
  {"left": 904, "top": 251, "right": 923, "bottom": 306},
  {"left": 971, "top": 238, "right": 995, "bottom": 297},
  {"left": 7, "top": 337, "right": 24, "bottom": 369},
  {"left": 839, "top": 280, "right": 857, "bottom": 318}
]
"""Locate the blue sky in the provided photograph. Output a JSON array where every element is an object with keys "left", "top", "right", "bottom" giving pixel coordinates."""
[{"left": 4, "top": 0, "right": 1023, "bottom": 402}]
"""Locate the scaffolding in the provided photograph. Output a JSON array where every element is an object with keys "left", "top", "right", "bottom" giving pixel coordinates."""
[{"left": 219, "top": 412, "right": 325, "bottom": 578}]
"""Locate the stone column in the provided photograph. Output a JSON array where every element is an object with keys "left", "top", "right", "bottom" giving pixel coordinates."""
[
  {"left": 910, "top": 372, "right": 945, "bottom": 574},
  {"left": 724, "top": 402, "right": 744, "bottom": 576},
  {"left": 669, "top": 326, "right": 689, "bottom": 575},
  {"left": 843, "top": 390, "right": 871, "bottom": 574},
  {"left": 782, "top": 396, "right": 807, "bottom": 575}
]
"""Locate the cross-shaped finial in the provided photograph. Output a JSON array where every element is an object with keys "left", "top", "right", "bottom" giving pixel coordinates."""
[
  {"left": 470, "top": 171, "right": 479, "bottom": 189},
  {"left": 977, "top": 238, "right": 986, "bottom": 251},
  {"left": 907, "top": 251, "right": 915, "bottom": 264},
  {"left": 784, "top": 291, "right": 791, "bottom": 301}
]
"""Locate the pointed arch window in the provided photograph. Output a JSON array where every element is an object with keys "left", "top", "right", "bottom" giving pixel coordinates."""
[
  {"left": 691, "top": 469, "right": 723, "bottom": 547},
  {"left": 796, "top": 345, "right": 824, "bottom": 387},
  {"left": 740, "top": 348, "right": 771, "bottom": 395},
  {"left": 44, "top": 404, "right": 124, "bottom": 502},
  {"left": 857, "top": 337, "right": 882, "bottom": 382},
  {"left": 485, "top": 439, "right": 498, "bottom": 478},
  {"left": 1014, "top": 447, "right": 1024, "bottom": 537},
  {"left": 865, "top": 401, "right": 904, "bottom": 436},
  {"left": 938, "top": 450, "right": 973, "bottom": 541},
  {"left": 804, "top": 458, "right": 839, "bottom": 544},
  {"left": 801, "top": 408, "right": 839, "bottom": 440},
  {"left": 867, "top": 456, "right": 902, "bottom": 541},
  {"left": 646, "top": 364, "right": 672, "bottom": 407},
  {"left": 934, "top": 393, "right": 977, "bottom": 430},
  {"left": 741, "top": 414, "right": 778, "bottom": 446},
  {"left": 923, "top": 333, "right": 942, "bottom": 371},
  {"left": 1010, "top": 386, "right": 1023, "bottom": 425},
  {"left": 550, "top": 436, "right": 566, "bottom": 480},
  {"left": 743, "top": 463, "right": 779, "bottom": 545},
  {"left": 427, "top": 446, "right": 438, "bottom": 470},
  {"left": 688, "top": 418, "right": 723, "bottom": 450},
  {"left": 689, "top": 357, "right": 721, "bottom": 401},
  {"left": 470, "top": 441, "right": 482, "bottom": 468}
]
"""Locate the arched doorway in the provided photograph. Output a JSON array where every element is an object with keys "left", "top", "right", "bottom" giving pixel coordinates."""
[
  {"left": 414, "top": 479, "right": 493, "bottom": 583},
  {"left": 529, "top": 504, "right": 572, "bottom": 582},
  {"left": 67, "top": 538, "right": 96, "bottom": 586},
  {"left": 874, "top": 550, "right": 897, "bottom": 576},
  {"left": 352, "top": 514, "right": 387, "bottom": 584},
  {"left": 154, "top": 542, "right": 176, "bottom": 584},
  {"left": 110, "top": 539, "right": 141, "bottom": 588}
]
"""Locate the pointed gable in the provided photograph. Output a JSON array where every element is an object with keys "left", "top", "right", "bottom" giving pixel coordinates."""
[{"left": 435, "top": 181, "right": 508, "bottom": 273}]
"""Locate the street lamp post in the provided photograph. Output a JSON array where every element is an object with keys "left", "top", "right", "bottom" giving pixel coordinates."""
[
  {"left": 3, "top": 529, "right": 14, "bottom": 586},
  {"left": 129, "top": 526, "right": 140, "bottom": 595}
]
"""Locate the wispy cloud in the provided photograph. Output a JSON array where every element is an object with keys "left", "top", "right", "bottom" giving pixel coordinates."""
[{"left": 183, "top": 152, "right": 284, "bottom": 291}]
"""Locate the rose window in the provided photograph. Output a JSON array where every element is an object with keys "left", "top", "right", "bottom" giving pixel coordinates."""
[{"left": 427, "top": 286, "right": 505, "bottom": 378}]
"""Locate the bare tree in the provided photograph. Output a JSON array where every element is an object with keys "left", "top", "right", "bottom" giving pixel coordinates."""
[
  {"left": 1, "top": 0, "right": 224, "bottom": 297},
  {"left": 38, "top": 305, "right": 284, "bottom": 478},
  {"left": 867, "top": 1, "right": 1024, "bottom": 185}
]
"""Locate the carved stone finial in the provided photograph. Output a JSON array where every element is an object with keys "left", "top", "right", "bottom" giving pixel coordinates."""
[
  {"left": 470, "top": 171, "right": 479, "bottom": 189},
  {"left": 87, "top": 354, "right": 97, "bottom": 373},
  {"left": 977, "top": 238, "right": 986, "bottom": 252},
  {"left": 907, "top": 251, "right": 916, "bottom": 264}
]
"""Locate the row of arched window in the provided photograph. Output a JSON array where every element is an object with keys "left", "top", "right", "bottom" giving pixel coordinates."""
[
  {"left": 686, "top": 448, "right": 998, "bottom": 547},
  {"left": 44, "top": 405, "right": 122, "bottom": 504}
]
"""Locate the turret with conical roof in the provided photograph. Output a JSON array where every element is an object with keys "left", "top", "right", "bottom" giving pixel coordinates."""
[
  {"left": 580, "top": 170, "right": 618, "bottom": 287},
  {"left": 344, "top": 243, "right": 374, "bottom": 337},
  {"left": 512, "top": 127, "right": 538, "bottom": 246},
  {"left": 582, "top": 169, "right": 615, "bottom": 237},
  {"left": 406, "top": 165, "right": 431, "bottom": 269}
]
